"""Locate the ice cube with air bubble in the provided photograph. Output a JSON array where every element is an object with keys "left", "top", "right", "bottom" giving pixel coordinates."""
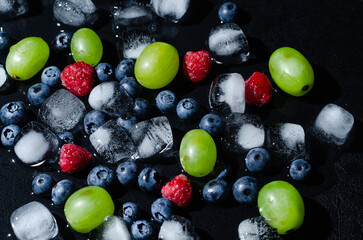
[
  {"left": 159, "top": 215, "right": 199, "bottom": 240},
  {"left": 238, "top": 216, "right": 281, "bottom": 240},
  {"left": 117, "top": 29, "right": 155, "bottom": 60},
  {"left": 0, "top": 0, "right": 29, "bottom": 19},
  {"left": 151, "top": 0, "right": 190, "bottom": 23},
  {"left": 10, "top": 201, "right": 58, "bottom": 240},
  {"left": 91, "top": 215, "right": 131, "bottom": 240}
]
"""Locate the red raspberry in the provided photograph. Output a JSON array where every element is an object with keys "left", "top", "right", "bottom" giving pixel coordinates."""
[
  {"left": 60, "top": 61, "right": 94, "bottom": 97},
  {"left": 59, "top": 144, "right": 92, "bottom": 174},
  {"left": 245, "top": 72, "right": 273, "bottom": 106},
  {"left": 183, "top": 50, "right": 213, "bottom": 83},
  {"left": 161, "top": 174, "right": 193, "bottom": 207}
]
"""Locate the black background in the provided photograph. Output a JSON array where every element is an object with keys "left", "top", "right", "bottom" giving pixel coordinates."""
[{"left": 1, "top": 0, "right": 362, "bottom": 239}]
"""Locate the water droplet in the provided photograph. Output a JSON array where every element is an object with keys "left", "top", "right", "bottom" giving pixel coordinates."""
[
  {"left": 7, "top": 233, "right": 11, "bottom": 238},
  {"left": 11, "top": 159, "right": 15, "bottom": 163}
]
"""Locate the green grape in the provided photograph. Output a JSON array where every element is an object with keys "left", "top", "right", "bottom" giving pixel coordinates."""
[
  {"left": 258, "top": 180, "right": 305, "bottom": 234},
  {"left": 179, "top": 129, "right": 217, "bottom": 177},
  {"left": 134, "top": 42, "right": 179, "bottom": 89},
  {"left": 5, "top": 37, "right": 49, "bottom": 80},
  {"left": 64, "top": 186, "right": 114, "bottom": 233},
  {"left": 269, "top": 47, "right": 314, "bottom": 96},
  {"left": 71, "top": 28, "right": 103, "bottom": 66}
]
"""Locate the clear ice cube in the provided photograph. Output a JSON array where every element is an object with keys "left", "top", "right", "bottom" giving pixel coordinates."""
[
  {"left": 38, "top": 89, "right": 87, "bottom": 134},
  {"left": 208, "top": 23, "right": 250, "bottom": 64},
  {"left": 14, "top": 121, "right": 60, "bottom": 166},
  {"left": 159, "top": 215, "right": 199, "bottom": 240},
  {"left": 10, "top": 201, "right": 58, "bottom": 240},
  {"left": 209, "top": 73, "right": 245, "bottom": 115},
  {"left": 88, "top": 81, "right": 134, "bottom": 118},
  {"left": 222, "top": 113, "right": 265, "bottom": 153},
  {"left": 53, "top": 0, "right": 98, "bottom": 27},
  {"left": 151, "top": 0, "right": 190, "bottom": 23},
  {"left": 117, "top": 29, "right": 155, "bottom": 60},
  {"left": 0, "top": 64, "right": 12, "bottom": 92},
  {"left": 90, "top": 120, "right": 139, "bottom": 163},
  {"left": 92, "top": 215, "right": 131, "bottom": 240},
  {"left": 0, "top": 0, "right": 29, "bottom": 19},
  {"left": 238, "top": 217, "right": 281, "bottom": 240},
  {"left": 129, "top": 116, "right": 173, "bottom": 159}
]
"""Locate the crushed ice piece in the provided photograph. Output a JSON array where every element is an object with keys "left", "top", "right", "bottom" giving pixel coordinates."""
[
  {"left": 92, "top": 215, "right": 131, "bottom": 240},
  {"left": 117, "top": 29, "right": 155, "bottom": 60},
  {"left": 151, "top": 0, "right": 190, "bottom": 23},
  {"left": 238, "top": 216, "right": 281, "bottom": 240},
  {"left": 159, "top": 215, "right": 199, "bottom": 240}
]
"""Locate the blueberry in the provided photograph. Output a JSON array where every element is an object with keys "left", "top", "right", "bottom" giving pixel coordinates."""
[
  {"left": 52, "top": 179, "right": 74, "bottom": 206},
  {"left": 245, "top": 148, "right": 271, "bottom": 172},
  {"left": 95, "top": 62, "right": 114, "bottom": 82},
  {"left": 116, "top": 161, "right": 138, "bottom": 186},
  {"left": 87, "top": 165, "right": 116, "bottom": 189},
  {"left": 83, "top": 110, "right": 109, "bottom": 135},
  {"left": 32, "top": 173, "right": 53, "bottom": 196},
  {"left": 218, "top": 2, "right": 238, "bottom": 23},
  {"left": 232, "top": 176, "right": 258, "bottom": 204},
  {"left": 155, "top": 90, "right": 177, "bottom": 114},
  {"left": 289, "top": 159, "right": 311, "bottom": 181},
  {"left": 0, "top": 101, "right": 27, "bottom": 126},
  {"left": 120, "top": 76, "right": 142, "bottom": 98},
  {"left": 134, "top": 98, "right": 152, "bottom": 120},
  {"left": 27, "top": 83, "right": 51, "bottom": 107},
  {"left": 131, "top": 220, "right": 154, "bottom": 240},
  {"left": 176, "top": 98, "right": 198, "bottom": 120},
  {"left": 115, "top": 59, "right": 134, "bottom": 81},
  {"left": 121, "top": 202, "right": 139, "bottom": 225},
  {"left": 203, "top": 179, "right": 230, "bottom": 203},
  {"left": 1, "top": 124, "right": 20, "bottom": 147},
  {"left": 216, "top": 166, "right": 232, "bottom": 181},
  {"left": 199, "top": 113, "right": 224, "bottom": 136},
  {"left": 0, "top": 31, "right": 10, "bottom": 51},
  {"left": 151, "top": 198, "right": 173, "bottom": 223},
  {"left": 52, "top": 32, "right": 71, "bottom": 52},
  {"left": 41, "top": 66, "right": 61, "bottom": 87},
  {"left": 138, "top": 167, "right": 163, "bottom": 193},
  {"left": 58, "top": 131, "right": 74, "bottom": 144},
  {"left": 116, "top": 113, "right": 137, "bottom": 132}
]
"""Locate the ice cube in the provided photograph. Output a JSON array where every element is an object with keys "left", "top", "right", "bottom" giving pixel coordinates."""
[
  {"left": 0, "top": 64, "right": 12, "bottom": 92},
  {"left": 38, "top": 89, "right": 87, "bottom": 134},
  {"left": 91, "top": 215, "right": 131, "bottom": 240},
  {"left": 10, "top": 201, "right": 58, "bottom": 240},
  {"left": 88, "top": 81, "right": 134, "bottom": 118},
  {"left": 238, "top": 217, "right": 281, "bottom": 240},
  {"left": 90, "top": 120, "right": 139, "bottom": 163},
  {"left": 129, "top": 116, "right": 173, "bottom": 159},
  {"left": 266, "top": 123, "right": 306, "bottom": 161},
  {"left": 313, "top": 103, "right": 354, "bottom": 146},
  {"left": 208, "top": 23, "right": 250, "bottom": 64},
  {"left": 159, "top": 215, "right": 199, "bottom": 240},
  {"left": 222, "top": 113, "right": 265, "bottom": 153},
  {"left": 14, "top": 121, "right": 60, "bottom": 166},
  {"left": 209, "top": 73, "right": 245, "bottom": 115},
  {"left": 0, "top": 0, "right": 29, "bottom": 19},
  {"left": 151, "top": 0, "right": 190, "bottom": 23},
  {"left": 117, "top": 29, "right": 155, "bottom": 60},
  {"left": 53, "top": 0, "right": 98, "bottom": 27}
]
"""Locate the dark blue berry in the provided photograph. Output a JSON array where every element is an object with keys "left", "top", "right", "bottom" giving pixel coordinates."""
[
  {"left": 53, "top": 32, "right": 71, "bottom": 52},
  {"left": 134, "top": 98, "right": 152, "bottom": 120},
  {"left": 216, "top": 166, "right": 232, "bottom": 181},
  {"left": 116, "top": 161, "right": 138, "bottom": 186},
  {"left": 131, "top": 220, "right": 154, "bottom": 240},
  {"left": 232, "top": 176, "right": 258, "bottom": 204},
  {"left": 41, "top": 66, "right": 61, "bottom": 87},
  {"left": 0, "top": 31, "right": 10, "bottom": 51},
  {"left": 84, "top": 110, "right": 109, "bottom": 135},
  {"left": 95, "top": 62, "right": 114, "bottom": 82},
  {"left": 0, "top": 101, "right": 27, "bottom": 126},
  {"left": 120, "top": 77, "right": 142, "bottom": 98},
  {"left": 138, "top": 167, "right": 163, "bottom": 193},
  {"left": 27, "top": 83, "right": 51, "bottom": 107},
  {"left": 199, "top": 113, "right": 224, "bottom": 136},
  {"left": 116, "top": 114, "right": 137, "bottom": 132},
  {"left": 203, "top": 179, "right": 230, "bottom": 203},
  {"left": 58, "top": 131, "right": 74, "bottom": 144},
  {"left": 289, "top": 159, "right": 311, "bottom": 181},
  {"left": 115, "top": 59, "right": 134, "bottom": 81},
  {"left": 218, "top": 2, "right": 238, "bottom": 23},
  {"left": 122, "top": 202, "right": 139, "bottom": 225},
  {"left": 245, "top": 147, "right": 271, "bottom": 172},
  {"left": 1, "top": 124, "right": 20, "bottom": 147},
  {"left": 87, "top": 165, "right": 116, "bottom": 189},
  {"left": 32, "top": 173, "right": 53, "bottom": 196},
  {"left": 52, "top": 179, "right": 74, "bottom": 206},
  {"left": 155, "top": 90, "right": 177, "bottom": 114},
  {"left": 151, "top": 198, "right": 173, "bottom": 223},
  {"left": 176, "top": 98, "right": 198, "bottom": 120}
]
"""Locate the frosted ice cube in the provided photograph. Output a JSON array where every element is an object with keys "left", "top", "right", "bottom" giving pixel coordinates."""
[
  {"left": 208, "top": 23, "right": 250, "bottom": 64},
  {"left": 238, "top": 217, "right": 281, "bottom": 240},
  {"left": 14, "top": 121, "right": 60, "bottom": 166},
  {"left": 53, "top": 0, "right": 98, "bottom": 27},
  {"left": 130, "top": 116, "right": 173, "bottom": 159},
  {"left": 0, "top": 0, "right": 29, "bottom": 18},
  {"left": 88, "top": 81, "right": 134, "bottom": 117},
  {"left": 151, "top": 0, "right": 190, "bottom": 23},
  {"left": 117, "top": 29, "right": 155, "bottom": 60},
  {"left": 209, "top": 73, "right": 245, "bottom": 115},
  {"left": 10, "top": 201, "right": 58, "bottom": 240},
  {"left": 222, "top": 113, "right": 265, "bottom": 153},
  {"left": 38, "top": 89, "right": 87, "bottom": 133},
  {"left": 90, "top": 120, "right": 139, "bottom": 163},
  {"left": 313, "top": 103, "right": 354, "bottom": 146},
  {"left": 92, "top": 215, "right": 131, "bottom": 240},
  {"left": 159, "top": 215, "right": 199, "bottom": 240},
  {"left": 0, "top": 64, "right": 12, "bottom": 92}
]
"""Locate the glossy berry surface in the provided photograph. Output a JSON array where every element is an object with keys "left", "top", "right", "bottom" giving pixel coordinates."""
[
  {"left": 138, "top": 167, "right": 163, "bottom": 193},
  {"left": 58, "top": 131, "right": 74, "bottom": 144},
  {"left": 134, "top": 98, "right": 152, "bottom": 120},
  {"left": 151, "top": 198, "right": 173, "bottom": 223},
  {"left": 83, "top": 110, "right": 109, "bottom": 135},
  {"left": 245, "top": 147, "right": 271, "bottom": 172},
  {"left": 116, "top": 114, "right": 137, "bottom": 132},
  {"left": 27, "top": 83, "right": 51, "bottom": 107},
  {"left": 116, "top": 161, "right": 138, "bottom": 186},
  {"left": 87, "top": 165, "right": 116, "bottom": 189},
  {"left": 245, "top": 72, "right": 273, "bottom": 106},
  {"left": 199, "top": 113, "right": 224, "bottom": 136},
  {"left": 218, "top": 2, "right": 238, "bottom": 23},
  {"left": 95, "top": 62, "right": 114, "bottom": 82},
  {"left": 161, "top": 174, "right": 193, "bottom": 208},
  {"left": 176, "top": 98, "right": 198, "bottom": 120},
  {"left": 203, "top": 179, "right": 230, "bottom": 203},
  {"left": 32, "top": 173, "right": 53, "bottom": 196},
  {"left": 0, "top": 31, "right": 10, "bottom": 51},
  {"left": 131, "top": 220, "right": 154, "bottom": 240},
  {"left": 52, "top": 32, "right": 71, "bottom": 52},
  {"left": 155, "top": 90, "right": 177, "bottom": 113},
  {"left": 232, "top": 176, "right": 258, "bottom": 204},
  {"left": 115, "top": 58, "right": 134, "bottom": 81},
  {"left": 51, "top": 179, "right": 74, "bottom": 206},
  {"left": 289, "top": 159, "right": 311, "bottom": 181},
  {"left": 122, "top": 202, "right": 139, "bottom": 225},
  {"left": 183, "top": 50, "right": 213, "bottom": 83},
  {"left": 41, "top": 66, "right": 61, "bottom": 87},
  {"left": 0, "top": 101, "right": 27, "bottom": 126},
  {"left": 120, "top": 76, "right": 142, "bottom": 98},
  {"left": 59, "top": 144, "right": 92, "bottom": 174},
  {"left": 1, "top": 124, "right": 20, "bottom": 147}
]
